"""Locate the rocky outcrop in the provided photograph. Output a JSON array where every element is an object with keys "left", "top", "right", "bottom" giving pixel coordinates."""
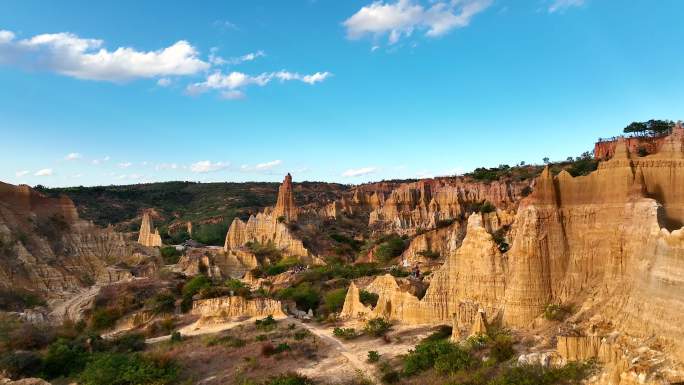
[
  {"left": 0, "top": 182, "right": 158, "bottom": 296},
  {"left": 367, "top": 178, "right": 525, "bottom": 235},
  {"left": 191, "top": 295, "right": 286, "bottom": 324},
  {"left": 342, "top": 129, "right": 684, "bottom": 379},
  {"left": 342, "top": 213, "right": 507, "bottom": 327},
  {"left": 340, "top": 282, "right": 371, "bottom": 319},
  {"left": 177, "top": 247, "right": 258, "bottom": 279},
  {"left": 137, "top": 211, "right": 162, "bottom": 247},
  {"left": 273, "top": 173, "right": 298, "bottom": 222}
]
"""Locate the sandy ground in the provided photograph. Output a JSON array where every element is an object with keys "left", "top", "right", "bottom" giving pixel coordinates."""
[{"left": 147, "top": 316, "right": 435, "bottom": 384}]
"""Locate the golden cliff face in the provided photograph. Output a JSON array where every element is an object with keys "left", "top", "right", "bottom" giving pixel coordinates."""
[
  {"left": 367, "top": 178, "right": 525, "bottom": 235},
  {"left": 223, "top": 174, "right": 321, "bottom": 268},
  {"left": 191, "top": 295, "right": 286, "bottom": 324},
  {"left": 342, "top": 130, "right": 684, "bottom": 380},
  {"left": 0, "top": 182, "right": 158, "bottom": 295}
]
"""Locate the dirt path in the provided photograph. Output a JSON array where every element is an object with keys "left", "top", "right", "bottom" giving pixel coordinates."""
[
  {"left": 49, "top": 285, "right": 101, "bottom": 322},
  {"left": 291, "top": 319, "right": 380, "bottom": 383}
]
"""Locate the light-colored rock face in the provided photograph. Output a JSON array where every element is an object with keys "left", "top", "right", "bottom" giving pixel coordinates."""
[
  {"left": 273, "top": 173, "right": 298, "bottom": 222},
  {"left": 137, "top": 211, "right": 162, "bottom": 247},
  {"left": 367, "top": 179, "right": 525, "bottom": 235},
  {"left": 191, "top": 295, "right": 286, "bottom": 324},
  {"left": 224, "top": 212, "right": 317, "bottom": 264},
  {"left": 0, "top": 182, "right": 158, "bottom": 296},
  {"left": 177, "top": 248, "right": 258, "bottom": 279},
  {"left": 342, "top": 130, "right": 684, "bottom": 380}
]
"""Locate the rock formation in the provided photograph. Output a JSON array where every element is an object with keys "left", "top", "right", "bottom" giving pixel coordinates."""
[
  {"left": 0, "top": 182, "right": 158, "bottom": 296},
  {"left": 342, "top": 129, "right": 684, "bottom": 382},
  {"left": 367, "top": 178, "right": 525, "bottom": 235},
  {"left": 222, "top": 173, "right": 321, "bottom": 268},
  {"left": 191, "top": 295, "right": 286, "bottom": 324},
  {"left": 273, "top": 173, "right": 298, "bottom": 221},
  {"left": 137, "top": 211, "right": 162, "bottom": 247}
]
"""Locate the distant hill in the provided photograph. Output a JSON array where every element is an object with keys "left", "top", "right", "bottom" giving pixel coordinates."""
[{"left": 37, "top": 181, "right": 351, "bottom": 233}]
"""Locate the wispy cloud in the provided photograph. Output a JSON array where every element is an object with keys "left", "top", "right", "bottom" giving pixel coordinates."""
[
  {"left": 34, "top": 168, "right": 53, "bottom": 176},
  {"left": 0, "top": 29, "right": 209, "bottom": 82},
  {"left": 548, "top": 0, "right": 585, "bottom": 13},
  {"left": 190, "top": 160, "right": 229, "bottom": 173},
  {"left": 212, "top": 20, "right": 239, "bottom": 32},
  {"left": 209, "top": 48, "right": 266, "bottom": 66},
  {"left": 342, "top": 167, "right": 377, "bottom": 177},
  {"left": 187, "top": 70, "right": 331, "bottom": 99},
  {"left": 64, "top": 152, "right": 82, "bottom": 161},
  {"left": 344, "top": 0, "right": 492, "bottom": 45},
  {"left": 155, "top": 163, "right": 178, "bottom": 171},
  {"left": 15, "top": 170, "right": 29, "bottom": 177},
  {"left": 156, "top": 78, "right": 172, "bottom": 87},
  {"left": 255, "top": 159, "right": 282, "bottom": 170},
  {"left": 118, "top": 162, "right": 132, "bottom": 168},
  {"left": 91, "top": 155, "right": 110, "bottom": 165}
]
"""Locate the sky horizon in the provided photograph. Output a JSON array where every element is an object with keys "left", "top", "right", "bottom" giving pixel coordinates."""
[{"left": 2, "top": 0, "right": 683, "bottom": 187}]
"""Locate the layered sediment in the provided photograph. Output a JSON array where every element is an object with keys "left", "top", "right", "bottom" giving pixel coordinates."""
[
  {"left": 191, "top": 295, "right": 286, "bottom": 324},
  {"left": 138, "top": 211, "right": 162, "bottom": 247}
]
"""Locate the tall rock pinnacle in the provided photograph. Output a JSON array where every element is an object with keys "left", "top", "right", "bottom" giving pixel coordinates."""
[
  {"left": 138, "top": 210, "right": 162, "bottom": 247},
  {"left": 273, "top": 173, "right": 298, "bottom": 221}
]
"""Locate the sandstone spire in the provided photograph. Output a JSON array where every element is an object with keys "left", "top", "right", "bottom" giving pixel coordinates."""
[
  {"left": 138, "top": 211, "right": 162, "bottom": 247},
  {"left": 273, "top": 173, "right": 298, "bottom": 221}
]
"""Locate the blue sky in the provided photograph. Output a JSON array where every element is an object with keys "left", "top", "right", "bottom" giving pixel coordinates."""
[{"left": 1, "top": 0, "right": 683, "bottom": 187}]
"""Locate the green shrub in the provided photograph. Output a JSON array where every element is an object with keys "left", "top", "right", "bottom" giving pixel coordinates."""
[
  {"left": 374, "top": 235, "right": 407, "bottom": 263},
  {"left": 433, "top": 347, "right": 476, "bottom": 374},
  {"left": 160, "top": 246, "right": 182, "bottom": 264},
  {"left": 263, "top": 372, "right": 315, "bottom": 385},
  {"left": 108, "top": 333, "right": 146, "bottom": 353},
  {"left": 42, "top": 338, "right": 88, "bottom": 379},
  {"left": 293, "top": 329, "right": 311, "bottom": 340},
  {"left": 255, "top": 315, "right": 278, "bottom": 330},
  {"left": 0, "top": 351, "right": 43, "bottom": 379},
  {"left": 333, "top": 327, "right": 359, "bottom": 340},
  {"left": 170, "top": 332, "right": 182, "bottom": 343},
  {"left": 478, "top": 201, "right": 496, "bottom": 213},
  {"left": 205, "top": 334, "right": 245, "bottom": 348},
  {"left": 417, "top": 249, "right": 441, "bottom": 259},
  {"left": 323, "top": 288, "right": 348, "bottom": 313},
  {"left": 489, "top": 333, "right": 515, "bottom": 363},
  {"left": 364, "top": 318, "right": 391, "bottom": 337},
  {"left": 543, "top": 303, "right": 572, "bottom": 321},
  {"left": 389, "top": 266, "right": 410, "bottom": 278},
  {"left": 181, "top": 275, "right": 211, "bottom": 297},
  {"left": 403, "top": 339, "right": 473, "bottom": 376},
  {"left": 424, "top": 325, "right": 453, "bottom": 342},
  {"left": 276, "top": 283, "right": 320, "bottom": 312},
  {"left": 147, "top": 292, "right": 176, "bottom": 314},
  {"left": 193, "top": 222, "right": 229, "bottom": 246},
  {"left": 261, "top": 342, "right": 291, "bottom": 356},
  {"left": 367, "top": 350, "right": 380, "bottom": 363},
  {"left": 488, "top": 362, "right": 594, "bottom": 385},
  {"left": 90, "top": 308, "right": 121, "bottom": 331},
  {"left": 79, "top": 352, "right": 178, "bottom": 385},
  {"left": 0, "top": 289, "right": 46, "bottom": 311},
  {"left": 359, "top": 290, "right": 379, "bottom": 307}
]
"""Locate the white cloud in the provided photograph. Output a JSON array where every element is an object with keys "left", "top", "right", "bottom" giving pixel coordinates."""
[
  {"left": 548, "top": 0, "right": 585, "bottom": 13},
  {"left": 190, "top": 160, "right": 229, "bottom": 173},
  {"left": 255, "top": 160, "right": 282, "bottom": 170},
  {"left": 0, "top": 29, "right": 209, "bottom": 82},
  {"left": 187, "top": 70, "right": 331, "bottom": 98},
  {"left": 91, "top": 155, "right": 110, "bottom": 165},
  {"left": 157, "top": 77, "right": 172, "bottom": 87},
  {"left": 118, "top": 162, "right": 132, "bottom": 168},
  {"left": 209, "top": 48, "right": 265, "bottom": 66},
  {"left": 343, "top": 0, "right": 492, "bottom": 45},
  {"left": 155, "top": 163, "right": 178, "bottom": 171},
  {"left": 342, "top": 167, "right": 377, "bottom": 177},
  {"left": 64, "top": 152, "right": 82, "bottom": 161},
  {"left": 34, "top": 168, "right": 53, "bottom": 176},
  {"left": 213, "top": 20, "right": 239, "bottom": 31},
  {"left": 15, "top": 170, "right": 29, "bottom": 177}
]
